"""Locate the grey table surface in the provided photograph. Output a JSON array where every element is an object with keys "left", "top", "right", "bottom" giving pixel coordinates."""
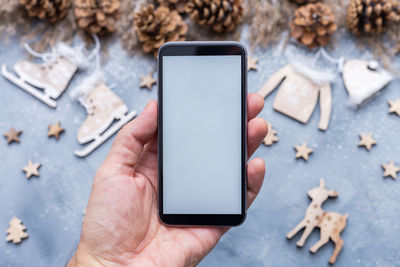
[{"left": 1, "top": 29, "right": 400, "bottom": 267}]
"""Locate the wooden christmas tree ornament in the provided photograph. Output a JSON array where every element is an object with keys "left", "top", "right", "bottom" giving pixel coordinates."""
[
  {"left": 247, "top": 56, "right": 258, "bottom": 71},
  {"left": 4, "top": 127, "right": 22, "bottom": 144},
  {"left": 263, "top": 123, "right": 278, "bottom": 146},
  {"left": 48, "top": 121, "right": 65, "bottom": 140},
  {"left": 22, "top": 160, "right": 40, "bottom": 179},
  {"left": 381, "top": 161, "right": 400, "bottom": 180},
  {"left": 287, "top": 178, "right": 348, "bottom": 264},
  {"left": 388, "top": 98, "right": 400, "bottom": 116},
  {"left": 358, "top": 133, "right": 376, "bottom": 151},
  {"left": 294, "top": 142, "right": 313, "bottom": 161},
  {"left": 6, "top": 217, "right": 28, "bottom": 244},
  {"left": 140, "top": 72, "right": 156, "bottom": 90},
  {"left": 258, "top": 64, "right": 332, "bottom": 131},
  {"left": 342, "top": 59, "right": 392, "bottom": 107}
]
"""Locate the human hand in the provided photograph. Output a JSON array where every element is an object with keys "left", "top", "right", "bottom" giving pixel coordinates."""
[{"left": 68, "top": 94, "right": 268, "bottom": 266}]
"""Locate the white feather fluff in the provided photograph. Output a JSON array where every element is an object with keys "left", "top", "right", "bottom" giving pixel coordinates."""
[
  {"left": 291, "top": 61, "right": 336, "bottom": 85},
  {"left": 70, "top": 71, "right": 103, "bottom": 100},
  {"left": 56, "top": 42, "right": 89, "bottom": 69}
]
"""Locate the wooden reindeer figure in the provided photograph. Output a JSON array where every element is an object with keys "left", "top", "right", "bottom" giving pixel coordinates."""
[{"left": 287, "top": 179, "right": 348, "bottom": 264}]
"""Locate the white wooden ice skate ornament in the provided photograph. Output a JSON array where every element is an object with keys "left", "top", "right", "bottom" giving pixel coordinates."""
[
  {"left": 1, "top": 42, "right": 89, "bottom": 108},
  {"left": 6, "top": 217, "right": 28, "bottom": 244},
  {"left": 257, "top": 62, "right": 333, "bottom": 131},
  {"left": 287, "top": 179, "right": 348, "bottom": 264},
  {"left": 70, "top": 38, "right": 137, "bottom": 157},
  {"left": 316, "top": 48, "right": 393, "bottom": 108}
]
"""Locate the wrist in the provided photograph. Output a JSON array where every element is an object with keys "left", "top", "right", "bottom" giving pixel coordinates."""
[{"left": 67, "top": 244, "right": 106, "bottom": 267}]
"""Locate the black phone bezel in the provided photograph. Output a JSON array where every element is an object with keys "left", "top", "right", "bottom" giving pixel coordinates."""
[{"left": 157, "top": 41, "right": 247, "bottom": 226}]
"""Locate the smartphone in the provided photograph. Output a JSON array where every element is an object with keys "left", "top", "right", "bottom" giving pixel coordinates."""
[{"left": 158, "top": 41, "right": 247, "bottom": 226}]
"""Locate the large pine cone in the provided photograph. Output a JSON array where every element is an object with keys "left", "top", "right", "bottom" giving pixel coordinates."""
[
  {"left": 290, "top": 3, "right": 337, "bottom": 48},
  {"left": 74, "top": 0, "right": 120, "bottom": 35},
  {"left": 186, "top": 0, "right": 244, "bottom": 33},
  {"left": 156, "top": 0, "right": 187, "bottom": 13},
  {"left": 134, "top": 4, "right": 188, "bottom": 56},
  {"left": 346, "top": 0, "right": 400, "bottom": 35},
  {"left": 290, "top": 0, "right": 318, "bottom": 5},
  {"left": 21, "top": 0, "right": 71, "bottom": 23}
]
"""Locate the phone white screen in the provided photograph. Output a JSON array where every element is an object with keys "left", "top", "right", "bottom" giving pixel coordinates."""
[{"left": 163, "top": 55, "right": 242, "bottom": 214}]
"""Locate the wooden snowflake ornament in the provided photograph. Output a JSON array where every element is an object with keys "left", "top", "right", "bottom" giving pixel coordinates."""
[
  {"left": 263, "top": 123, "right": 278, "bottom": 146},
  {"left": 140, "top": 72, "right": 156, "bottom": 90},
  {"left": 287, "top": 179, "right": 348, "bottom": 264},
  {"left": 4, "top": 127, "right": 22, "bottom": 144},
  {"left": 6, "top": 217, "right": 28, "bottom": 244},
  {"left": 294, "top": 142, "right": 313, "bottom": 161},
  {"left": 358, "top": 133, "right": 376, "bottom": 151},
  {"left": 22, "top": 160, "right": 40, "bottom": 179},
  {"left": 382, "top": 161, "right": 400, "bottom": 180}
]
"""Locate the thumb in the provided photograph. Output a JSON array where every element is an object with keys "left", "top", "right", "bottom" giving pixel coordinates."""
[{"left": 100, "top": 100, "right": 158, "bottom": 176}]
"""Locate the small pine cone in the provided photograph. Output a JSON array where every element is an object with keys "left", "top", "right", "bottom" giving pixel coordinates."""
[
  {"left": 346, "top": 0, "right": 400, "bottom": 35},
  {"left": 21, "top": 0, "right": 71, "bottom": 23},
  {"left": 186, "top": 0, "right": 244, "bottom": 33},
  {"left": 290, "top": 0, "right": 318, "bottom": 5},
  {"left": 134, "top": 4, "right": 188, "bottom": 56},
  {"left": 156, "top": 0, "right": 188, "bottom": 13},
  {"left": 74, "top": 0, "right": 120, "bottom": 35},
  {"left": 290, "top": 3, "right": 337, "bottom": 48}
]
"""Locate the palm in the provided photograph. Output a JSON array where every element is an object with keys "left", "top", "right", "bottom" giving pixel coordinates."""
[{"left": 74, "top": 97, "right": 267, "bottom": 266}]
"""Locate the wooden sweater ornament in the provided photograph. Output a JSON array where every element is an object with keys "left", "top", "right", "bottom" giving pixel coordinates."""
[
  {"left": 258, "top": 63, "right": 333, "bottom": 131},
  {"left": 287, "top": 179, "right": 348, "bottom": 264}
]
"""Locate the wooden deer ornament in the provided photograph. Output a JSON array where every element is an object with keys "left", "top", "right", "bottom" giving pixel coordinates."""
[{"left": 287, "top": 179, "right": 348, "bottom": 264}]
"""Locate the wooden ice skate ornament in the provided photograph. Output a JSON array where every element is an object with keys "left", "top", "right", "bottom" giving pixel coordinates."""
[
  {"left": 263, "top": 123, "right": 278, "bottom": 146},
  {"left": 71, "top": 81, "right": 137, "bottom": 157},
  {"left": 48, "top": 121, "right": 65, "bottom": 140},
  {"left": 257, "top": 64, "right": 332, "bottom": 131},
  {"left": 388, "top": 98, "right": 400, "bottom": 116},
  {"left": 140, "top": 72, "right": 156, "bottom": 90},
  {"left": 22, "top": 160, "right": 40, "bottom": 179},
  {"left": 247, "top": 56, "right": 258, "bottom": 71},
  {"left": 4, "top": 127, "right": 22, "bottom": 144},
  {"left": 381, "top": 161, "right": 400, "bottom": 180},
  {"left": 342, "top": 60, "right": 392, "bottom": 107},
  {"left": 294, "top": 142, "right": 313, "bottom": 161},
  {"left": 0, "top": 42, "right": 91, "bottom": 108},
  {"left": 358, "top": 133, "right": 376, "bottom": 151},
  {"left": 6, "top": 217, "right": 28, "bottom": 244},
  {"left": 287, "top": 179, "right": 348, "bottom": 264}
]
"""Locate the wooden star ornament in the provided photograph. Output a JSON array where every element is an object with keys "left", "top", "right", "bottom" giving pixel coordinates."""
[
  {"left": 4, "top": 127, "right": 22, "bottom": 144},
  {"left": 263, "top": 123, "right": 278, "bottom": 146},
  {"left": 140, "top": 72, "right": 156, "bottom": 90},
  {"left": 6, "top": 217, "right": 28, "bottom": 244},
  {"left": 388, "top": 98, "right": 400, "bottom": 116},
  {"left": 358, "top": 133, "right": 376, "bottom": 151},
  {"left": 294, "top": 142, "right": 313, "bottom": 161},
  {"left": 48, "top": 121, "right": 64, "bottom": 140},
  {"left": 247, "top": 56, "right": 258, "bottom": 71},
  {"left": 22, "top": 160, "right": 40, "bottom": 179},
  {"left": 381, "top": 161, "right": 400, "bottom": 180}
]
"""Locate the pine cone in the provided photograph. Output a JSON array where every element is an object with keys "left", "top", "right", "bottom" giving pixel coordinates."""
[
  {"left": 21, "top": 0, "right": 71, "bottom": 23},
  {"left": 74, "top": 0, "right": 120, "bottom": 35},
  {"left": 186, "top": 0, "right": 244, "bottom": 33},
  {"left": 346, "top": 0, "right": 400, "bottom": 35},
  {"left": 290, "top": 3, "right": 337, "bottom": 48},
  {"left": 156, "top": 0, "right": 187, "bottom": 13},
  {"left": 134, "top": 4, "right": 188, "bottom": 56},
  {"left": 290, "top": 0, "right": 318, "bottom": 5}
]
